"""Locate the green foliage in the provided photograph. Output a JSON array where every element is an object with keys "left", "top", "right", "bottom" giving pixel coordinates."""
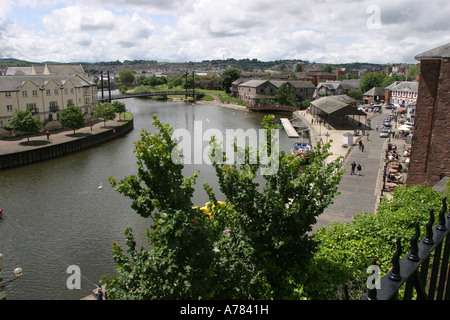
[
  {"left": 8, "top": 109, "right": 42, "bottom": 141},
  {"left": 360, "top": 72, "right": 405, "bottom": 93},
  {"left": 274, "top": 83, "right": 296, "bottom": 106},
  {"left": 220, "top": 69, "right": 241, "bottom": 93},
  {"left": 93, "top": 102, "right": 117, "bottom": 127},
  {"left": 118, "top": 69, "right": 136, "bottom": 86},
  {"left": 112, "top": 101, "right": 126, "bottom": 121},
  {"left": 104, "top": 114, "right": 344, "bottom": 299},
  {"left": 309, "top": 184, "right": 449, "bottom": 299},
  {"left": 59, "top": 105, "right": 85, "bottom": 133},
  {"left": 347, "top": 88, "right": 363, "bottom": 101}
]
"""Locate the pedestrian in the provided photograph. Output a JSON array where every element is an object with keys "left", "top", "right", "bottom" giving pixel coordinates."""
[
  {"left": 361, "top": 143, "right": 365, "bottom": 152},
  {"left": 357, "top": 163, "right": 362, "bottom": 176},
  {"left": 376, "top": 124, "right": 379, "bottom": 131},
  {"left": 90, "top": 286, "right": 104, "bottom": 300},
  {"left": 366, "top": 132, "right": 370, "bottom": 141},
  {"left": 45, "top": 130, "right": 50, "bottom": 140},
  {"left": 359, "top": 140, "right": 362, "bottom": 150},
  {"left": 351, "top": 161, "right": 356, "bottom": 175}
]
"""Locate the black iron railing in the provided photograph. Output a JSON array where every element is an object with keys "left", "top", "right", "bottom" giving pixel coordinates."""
[{"left": 361, "top": 197, "right": 450, "bottom": 300}]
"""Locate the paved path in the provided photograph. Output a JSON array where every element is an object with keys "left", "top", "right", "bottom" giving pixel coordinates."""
[
  {"left": 298, "top": 109, "right": 391, "bottom": 230},
  {"left": 0, "top": 117, "right": 124, "bottom": 156}
]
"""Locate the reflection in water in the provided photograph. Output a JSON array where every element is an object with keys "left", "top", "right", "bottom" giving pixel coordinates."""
[{"left": 0, "top": 99, "right": 293, "bottom": 299}]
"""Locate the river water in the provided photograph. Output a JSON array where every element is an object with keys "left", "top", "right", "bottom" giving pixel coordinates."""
[{"left": 0, "top": 98, "right": 295, "bottom": 300}]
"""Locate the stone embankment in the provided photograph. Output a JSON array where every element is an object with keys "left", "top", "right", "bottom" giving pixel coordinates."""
[{"left": 0, "top": 117, "right": 133, "bottom": 170}]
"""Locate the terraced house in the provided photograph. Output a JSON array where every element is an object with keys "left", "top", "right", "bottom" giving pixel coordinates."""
[
  {"left": 0, "top": 66, "right": 98, "bottom": 129},
  {"left": 236, "top": 79, "right": 314, "bottom": 106}
]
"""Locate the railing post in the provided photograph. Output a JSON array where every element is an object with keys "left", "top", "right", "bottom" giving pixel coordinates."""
[
  {"left": 424, "top": 209, "right": 435, "bottom": 245},
  {"left": 408, "top": 221, "right": 420, "bottom": 262},
  {"left": 388, "top": 237, "right": 402, "bottom": 282}
]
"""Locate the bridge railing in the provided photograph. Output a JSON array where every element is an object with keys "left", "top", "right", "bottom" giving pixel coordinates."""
[
  {"left": 355, "top": 197, "right": 450, "bottom": 300},
  {"left": 98, "top": 91, "right": 204, "bottom": 101}
]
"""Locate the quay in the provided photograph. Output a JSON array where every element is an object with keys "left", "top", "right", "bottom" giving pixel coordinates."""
[
  {"left": 0, "top": 116, "right": 133, "bottom": 170},
  {"left": 280, "top": 118, "right": 299, "bottom": 138}
]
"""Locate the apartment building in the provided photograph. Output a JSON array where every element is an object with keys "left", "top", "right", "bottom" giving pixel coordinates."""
[{"left": 0, "top": 74, "right": 98, "bottom": 128}]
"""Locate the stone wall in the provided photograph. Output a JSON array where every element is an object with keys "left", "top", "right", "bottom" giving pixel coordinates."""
[{"left": 0, "top": 119, "right": 133, "bottom": 170}]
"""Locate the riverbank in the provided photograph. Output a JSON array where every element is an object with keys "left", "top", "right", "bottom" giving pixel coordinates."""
[{"left": 0, "top": 115, "right": 134, "bottom": 170}]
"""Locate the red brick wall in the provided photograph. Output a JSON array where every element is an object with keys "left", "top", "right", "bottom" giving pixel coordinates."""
[{"left": 407, "top": 58, "right": 450, "bottom": 186}]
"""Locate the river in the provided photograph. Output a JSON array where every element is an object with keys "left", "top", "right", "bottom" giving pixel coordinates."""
[{"left": 0, "top": 98, "right": 296, "bottom": 300}]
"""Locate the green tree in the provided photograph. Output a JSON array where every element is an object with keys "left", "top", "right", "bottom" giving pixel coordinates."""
[
  {"left": 8, "top": 109, "right": 42, "bottom": 142},
  {"left": 359, "top": 72, "right": 386, "bottom": 93},
  {"left": 118, "top": 69, "right": 136, "bottom": 86},
  {"left": 274, "top": 82, "right": 296, "bottom": 106},
  {"left": 323, "top": 65, "right": 334, "bottom": 73},
  {"left": 93, "top": 102, "right": 116, "bottom": 127},
  {"left": 104, "top": 114, "right": 344, "bottom": 299},
  {"left": 220, "top": 68, "right": 241, "bottom": 93},
  {"left": 112, "top": 101, "right": 126, "bottom": 121},
  {"left": 59, "top": 105, "right": 85, "bottom": 134},
  {"left": 309, "top": 184, "right": 449, "bottom": 299},
  {"left": 347, "top": 88, "right": 363, "bottom": 101}
]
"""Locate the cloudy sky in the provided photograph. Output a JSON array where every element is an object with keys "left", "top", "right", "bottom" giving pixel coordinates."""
[{"left": 1, "top": 0, "right": 449, "bottom": 64}]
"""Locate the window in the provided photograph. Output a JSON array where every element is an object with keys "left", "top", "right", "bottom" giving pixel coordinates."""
[
  {"left": 32, "top": 90, "right": 38, "bottom": 97},
  {"left": 5, "top": 92, "right": 11, "bottom": 98},
  {"left": 67, "top": 99, "right": 73, "bottom": 107},
  {"left": 46, "top": 90, "right": 51, "bottom": 96},
  {"left": 6, "top": 105, "right": 13, "bottom": 111},
  {"left": 49, "top": 101, "right": 58, "bottom": 112},
  {"left": 27, "top": 103, "right": 37, "bottom": 113},
  {"left": 22, "top": 91, "right": 27, "bottom": 97},
  {"left": 54, "top": 89, "right": 59, "bottom": 95}
]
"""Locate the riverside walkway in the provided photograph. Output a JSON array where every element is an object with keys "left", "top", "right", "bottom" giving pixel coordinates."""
[
  {"left": 0, "top": 116, "right": 132, "bottom": 169},
  {"left": 297, "top": 109, "right": 391, "bottom": 230}
]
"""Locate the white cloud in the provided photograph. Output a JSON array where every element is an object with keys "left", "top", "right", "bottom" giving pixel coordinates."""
[{"left": 2, "top": 0, "right": 450, "bottom": 63}]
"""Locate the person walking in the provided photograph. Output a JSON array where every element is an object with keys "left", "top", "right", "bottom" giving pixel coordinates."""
[
  {"left": 350, "top": 161, "right": 356, "bottom": 175},
  {"left": 361, "top": 143, "right": 365, "bottom": 152},
  {"left": 357, "top": 163, "right": 362, "bottom": 176},
  {"left": 45, "top": 130, "right": 50, "bottom": 140}
]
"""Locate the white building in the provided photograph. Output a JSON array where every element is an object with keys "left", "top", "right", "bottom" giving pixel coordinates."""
[{"left": 385, "top": 81, "right": 419, "bottom": 107}]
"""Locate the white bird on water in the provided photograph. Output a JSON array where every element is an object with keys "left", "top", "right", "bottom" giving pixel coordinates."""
[{"left": 98, "top": 183, "right": 102, "bottom": 190}]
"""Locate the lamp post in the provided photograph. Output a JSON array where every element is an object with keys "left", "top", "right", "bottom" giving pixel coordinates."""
[{"left": 0, "top": 253, "right": 23, "bottom": 300}]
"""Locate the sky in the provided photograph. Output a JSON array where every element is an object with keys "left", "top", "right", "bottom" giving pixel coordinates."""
[{"left": 1, "top": 0, "right": 450, "bottom": 64}]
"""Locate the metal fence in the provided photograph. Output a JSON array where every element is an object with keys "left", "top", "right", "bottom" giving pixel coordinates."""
[{"left": 360, "top": 197, "right": 450, "bottom": 300}]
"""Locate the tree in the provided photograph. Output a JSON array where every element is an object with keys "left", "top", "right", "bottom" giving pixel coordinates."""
[
  {"left": 323, "top": 65, "right": 334, "bottom": 73},
  {"left": 118, "top": 69, "right": 135, "bottom": 86},
  {"left": 8, "top": 109, "right": 42, "bottom": 142},
  {"left": 220, "top": 68, "right": 241, "bottom": 93},
  {"left": 274, "top": 82, "right": 296, "bottom": 106},
  {"left": 347, "top": 88, "right": 363, "bottom": 101},
  {"left": 93, "top": 102, "right": 116, "bottom": 127},
  {"left": 104, "top": 114, "right": 344, "bottom": 299},
  {"left": 310, "top": 184, "right": 449, "bottom": 299},
  {"left": 112, "top": 101, "right": 126, "bottom": 121},
  {"left": 59, "top": 105, "right": 85, "bottom": 134},
  {"left": 359, "top": 72, "right": 386, "bottom": 93}
]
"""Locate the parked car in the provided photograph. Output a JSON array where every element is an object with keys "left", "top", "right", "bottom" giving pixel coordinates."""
[
  {"left": 386, "top": 105, "right": 396, "bottom": 109},
  {"left": 404, "top": 121, "right": 414, "bottom": 127},
  {"left": 383, "top": 121, "right": 392, "bottom": 128},
  {"left": 379, "top": 130, "right": 390, "bottom": 138}
]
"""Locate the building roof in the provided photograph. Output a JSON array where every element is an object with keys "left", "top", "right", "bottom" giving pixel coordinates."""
[
  {"left": 364, "top": 87, "right": 386, "bottom": 96},
  {"left": 0, "top": 75, "right": 96, "bottom": 92},
  {"left": 5, "top": 64, "right": 85, "bottom": 76},
  {"left": 310, "top": 95, "right": 366, "bottom": 116},
  {"left": 238, "top": 79, "right": 271, "bottom": 88},
  {"left": 385, "top": 81, "right": 418, "bottom": 93},
  {"left": 415, "top": 43, "right": 450, "bottom": 61}
]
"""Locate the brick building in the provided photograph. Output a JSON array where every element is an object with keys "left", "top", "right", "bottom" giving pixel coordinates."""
[{"left": 407, "top": 43, "right": 450, "bottom": 186}]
